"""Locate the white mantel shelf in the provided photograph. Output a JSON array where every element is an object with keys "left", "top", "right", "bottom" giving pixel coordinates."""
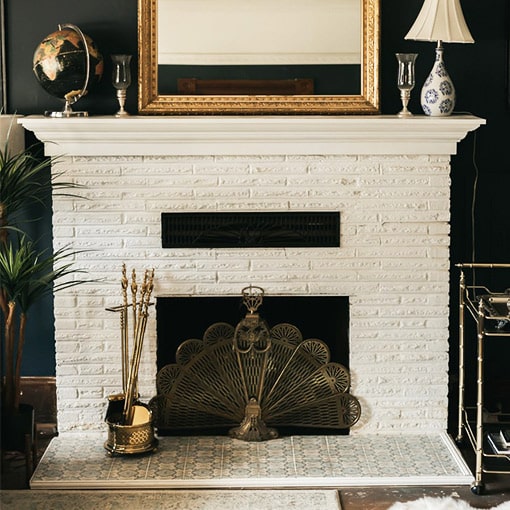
[{"left": 19, "top": 114, "right": 485, "bottom": 157}]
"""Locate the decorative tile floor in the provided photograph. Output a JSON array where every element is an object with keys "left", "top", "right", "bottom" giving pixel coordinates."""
[
  {"left": 1, "top": 489, "right": 341, "bottom": 510},
  {"left": 30, "top": 433, "right": 473, "bottom": 489}
]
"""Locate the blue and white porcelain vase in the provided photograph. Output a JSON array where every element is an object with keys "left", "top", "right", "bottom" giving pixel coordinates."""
[{"left": 420, "top": 45, "right": 455, "bottom": 116}]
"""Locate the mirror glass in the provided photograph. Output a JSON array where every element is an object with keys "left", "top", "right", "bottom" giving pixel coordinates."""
[{"left": 138, "top": 0, "right": 379, "bottom": 114}]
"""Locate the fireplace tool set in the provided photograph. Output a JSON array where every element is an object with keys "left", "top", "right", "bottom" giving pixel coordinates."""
[
  {"left": 104, "top": 264, "right": 158, "bottom": 455},
  {"left": 150, "top": 285, "right": 361, "bottom": 441}
]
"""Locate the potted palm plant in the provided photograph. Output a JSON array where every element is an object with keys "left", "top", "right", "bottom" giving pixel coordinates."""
[{"left": 0, "top": 118, "right": 83, "bottom": 450}]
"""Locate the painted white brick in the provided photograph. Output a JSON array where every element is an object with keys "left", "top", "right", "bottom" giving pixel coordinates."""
[{"left": 49, "top": 151, "right": 452, "bottom": 435}]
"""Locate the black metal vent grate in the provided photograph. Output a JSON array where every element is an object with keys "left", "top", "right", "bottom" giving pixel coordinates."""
[{"left": 161, "top": 212, "right": 340, "bottom": 248}]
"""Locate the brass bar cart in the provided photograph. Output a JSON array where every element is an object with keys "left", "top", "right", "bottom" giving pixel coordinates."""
[{"left": 456, "top": 263, "right": 510, "bottom": 495}]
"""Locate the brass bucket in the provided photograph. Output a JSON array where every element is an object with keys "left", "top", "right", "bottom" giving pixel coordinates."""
[{"left": 104, "top": 405, "right": 158, "bottom": 455}]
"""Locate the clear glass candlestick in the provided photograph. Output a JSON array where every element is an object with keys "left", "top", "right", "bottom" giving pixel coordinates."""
[
  {"left": 111, "top": 54, "right": 132, "bottom": 117},
  {"left": 395, "top": 53, "right": 418, "bottom": 117}
]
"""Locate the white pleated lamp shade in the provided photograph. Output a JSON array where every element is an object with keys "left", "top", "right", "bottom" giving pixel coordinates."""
[{"left": 405, "top": 0, "right": 474, "bottom": 43}]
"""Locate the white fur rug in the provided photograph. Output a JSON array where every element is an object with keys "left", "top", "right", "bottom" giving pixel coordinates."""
[{"left": 389, "top": 497, "right": 510, "bottom": 510}]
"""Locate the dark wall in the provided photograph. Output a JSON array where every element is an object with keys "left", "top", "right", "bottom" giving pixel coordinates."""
[
  {"left": 3, "top": 2, "right": 510, "bottom": 387},
  {"left": 4, "top": 0, "right": 138, "bottom": 116}
]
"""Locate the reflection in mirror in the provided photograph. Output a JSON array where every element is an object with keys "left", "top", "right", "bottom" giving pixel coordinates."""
[
  {"left": 158, "top": 0, "right": 361, "bottom": 95},
  {"left": 138, "top": 0, "right": 379, "bottom": 114}
]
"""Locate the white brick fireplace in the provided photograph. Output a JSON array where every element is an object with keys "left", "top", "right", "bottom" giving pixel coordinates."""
[{"left": 20, "top": 115, "right": 484, "bottom": 435}]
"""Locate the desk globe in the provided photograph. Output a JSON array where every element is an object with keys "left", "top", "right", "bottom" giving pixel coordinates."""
[{"left": 33, "top": 23, "right": 103, "bottom": 117}]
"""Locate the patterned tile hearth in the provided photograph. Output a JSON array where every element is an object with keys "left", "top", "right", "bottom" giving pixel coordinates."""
[{"left": 30, "top": 433, "right": 473, "bottom": 489}]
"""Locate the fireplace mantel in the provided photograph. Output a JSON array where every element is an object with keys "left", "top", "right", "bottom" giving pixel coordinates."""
[
  {"left": 17, "top": 113, "right": 487, "bottom": 434},
  {"left": 19, "top": 115, "right": 485, "bottom": 157}
]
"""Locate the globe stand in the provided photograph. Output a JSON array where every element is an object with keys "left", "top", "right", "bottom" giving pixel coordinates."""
[{"left": 45, "top": 100, "right": 89, "bottom": 118}]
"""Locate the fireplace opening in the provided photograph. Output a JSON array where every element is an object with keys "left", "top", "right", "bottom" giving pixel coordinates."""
[
  {"left": 156, "top": 296, "right": 349, "bottom": 370},
  {"left": 155, "top": 296, "right": 350, "bottom": 435}
]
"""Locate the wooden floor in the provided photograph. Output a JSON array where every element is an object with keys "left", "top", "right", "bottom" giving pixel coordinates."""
[
  {"left": 1, "top": 428, "right": 509, "bottom": 509},
  {"left": 339, "top": 481, "right": 510, "bottom": 509},
  {"left": 341, "top": 444, "right": 509, "bottom": 509}
]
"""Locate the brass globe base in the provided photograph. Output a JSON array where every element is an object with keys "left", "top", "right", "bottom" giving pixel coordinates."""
[
  {"left": 45, "top": 110, "right": 89, "bottom": 118},
  {"left": 44, "top": 97, "right": 89, "bottom": 118}
]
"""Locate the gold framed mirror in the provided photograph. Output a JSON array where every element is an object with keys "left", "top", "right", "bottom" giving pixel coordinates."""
[{"left": 138, "top": 0, "right": 380, "bottom": 114}]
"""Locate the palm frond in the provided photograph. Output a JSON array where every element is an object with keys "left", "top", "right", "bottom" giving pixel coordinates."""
[
  {"left": 0, "top": 143, "right": 84, "bottom": 227},
  {"left": 1, "top": 121, "right": 88, "bottom": 414},
  {"left": 0, "top": 236, "right": 87, "bottom": 313}
]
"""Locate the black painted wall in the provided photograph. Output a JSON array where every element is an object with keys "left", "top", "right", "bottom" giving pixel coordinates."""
[
  {"left": 3, "top": 0, "right": 510, "bottom": 415},
  {"left": 4, "top": 0, "right": 138, "bottom": 116}
]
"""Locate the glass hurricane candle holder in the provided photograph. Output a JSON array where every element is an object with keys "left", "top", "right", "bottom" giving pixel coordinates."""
[
  {"left": 111, "top": 54, "right": 132, "bottom": 117},
  {"left": 395, "top": 53, "right": 418, "bottom": 117}
]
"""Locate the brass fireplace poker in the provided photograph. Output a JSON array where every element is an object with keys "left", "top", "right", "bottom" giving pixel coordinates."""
[{"left": 104, "top": 264, "right": 157, "bottom": 455}]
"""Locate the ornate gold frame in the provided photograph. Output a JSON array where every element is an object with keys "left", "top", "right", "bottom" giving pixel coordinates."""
[{"left": 138, "top": 0, "right": 380, "bottom": 115}]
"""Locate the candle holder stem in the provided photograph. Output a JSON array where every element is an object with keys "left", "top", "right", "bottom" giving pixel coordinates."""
[
  {"left": 115, "top": 89, "right": 128, "bottom": 117},
  {"left": 399, "top": 89, "right": 412, "bottom": 117}
]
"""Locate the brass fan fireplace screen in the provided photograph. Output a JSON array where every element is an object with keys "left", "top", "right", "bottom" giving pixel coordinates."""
[{"left": 150, "top": 287, "right": 361, "bottom": 441}]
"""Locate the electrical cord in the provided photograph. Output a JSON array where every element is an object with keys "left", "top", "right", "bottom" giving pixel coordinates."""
[
  {"left": 453, "top": 111, "right": 481, "bottom": 288},
  {"left": 470, "top": 129, "right": 479, "bottom": 279}
]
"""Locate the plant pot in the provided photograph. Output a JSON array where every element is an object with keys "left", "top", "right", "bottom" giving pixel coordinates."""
[{"left": 1, "top": 403, "right": 35, "bottom": 452}]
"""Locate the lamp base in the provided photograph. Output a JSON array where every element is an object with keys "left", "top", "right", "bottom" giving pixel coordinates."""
[{"left": 420, "top": 44, "right": 455, "bottom": 116}]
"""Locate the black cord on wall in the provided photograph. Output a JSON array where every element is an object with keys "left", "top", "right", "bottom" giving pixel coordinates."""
[{"left": 470, "top": 129, "right": 479, "bottom": 266}]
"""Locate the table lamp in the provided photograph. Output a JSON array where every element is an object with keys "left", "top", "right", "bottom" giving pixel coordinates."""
[{"left": 405, "top": 0, "right": 474, "bottom": 116}]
